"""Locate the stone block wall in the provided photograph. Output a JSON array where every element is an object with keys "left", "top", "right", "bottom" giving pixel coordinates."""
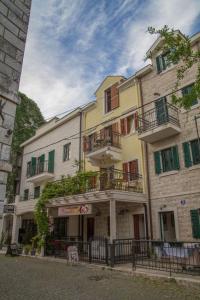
[{"left": 0, "top": 0, "right": 31, "bottom": 216}]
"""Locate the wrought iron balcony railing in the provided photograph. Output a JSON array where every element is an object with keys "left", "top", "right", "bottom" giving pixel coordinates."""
[
  {"left": 50, "top": 169, "right": 143, "bottom": 195},
  {"left": 27, "top": 160, "right": 53, "bottom": 178},
  {"left": 85, "top": 131, "right": 121, "bottom": 153},
  {"left": 137, "top": 103, "right": 180, "bottom": 134}
]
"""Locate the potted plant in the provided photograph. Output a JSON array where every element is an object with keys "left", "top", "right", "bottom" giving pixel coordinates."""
[{"left": 23, "top": 244, "right": 31, "bottom": 255}]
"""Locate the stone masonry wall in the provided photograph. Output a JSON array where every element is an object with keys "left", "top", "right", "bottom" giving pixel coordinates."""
[
  {"left": 140, "top": 38, "right": 200, "bottom": 241},
  {"left": 0, "top": 0, "right": 31, "bottom": 216}
]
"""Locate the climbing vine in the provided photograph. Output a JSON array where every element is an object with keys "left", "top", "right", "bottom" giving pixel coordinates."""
[{"left": 34, "top": 171, "right": 97, "bottom": 243}]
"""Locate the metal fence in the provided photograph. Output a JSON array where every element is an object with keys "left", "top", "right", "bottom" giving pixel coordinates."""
[
  {"left": 44, "top": 238, "right": 200, "bottom": 275},
  {"left": 137, "top": 103, "right": 180, "bottom": 134}
]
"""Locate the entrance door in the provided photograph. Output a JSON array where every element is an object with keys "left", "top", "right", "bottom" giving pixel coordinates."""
[
  {"left": 160, "top": 211, "right": 176, "bottom": 241},
  {"left": 87, "top": 218, "right": 95, "bottom": 241},
  {"left": 133, "top": 214, "right": 145, "bottom": 239},
  {"left": 53, "top": 217, "right": 68, "bottom": 238},
  {"left": 155, "top": 97, "right": 168, "bottom": 125}
]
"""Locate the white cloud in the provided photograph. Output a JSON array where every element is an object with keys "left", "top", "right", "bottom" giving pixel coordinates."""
[
  {"left": 20, "top": 0, "right": 200, "bottom": 118},
  {"left": 117, "top": 0, "right": 200, "bottom": 73}
]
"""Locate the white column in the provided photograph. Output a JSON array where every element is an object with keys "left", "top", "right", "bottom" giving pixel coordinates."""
[
  {"left": 110, "top": 199, "right": 117, "bottom": 242},
  {"left": 11, "top": 195, "right": 20, "bottom": 243}
]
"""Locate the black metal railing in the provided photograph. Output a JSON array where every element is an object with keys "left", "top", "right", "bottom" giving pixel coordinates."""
[
  {"left": 44, "top": 238, "right": 200, "bottom": 275},
  {"left": 51, "top": 169, "right": 143, "bottom": 194},
  {"left": 27, "top": 160, "right": 53, "bottom": 178},
  {"left": 86, "top": 131, "right": 121, "bottom": 153},
  {"left": 137, "top": 103, "right": 180, "bottom": 134}
]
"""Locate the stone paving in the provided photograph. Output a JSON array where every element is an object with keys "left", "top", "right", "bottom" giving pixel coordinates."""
[{"left": 0, "top": 255, "right": 200, "bottom": 300}]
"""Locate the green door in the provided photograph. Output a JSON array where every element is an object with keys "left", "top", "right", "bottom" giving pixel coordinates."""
[
  {"left": 38, "top": 154, "right": 45, "bottom": 173},
  {"left": 48, "top": 150, "right": 55, "bottom": 173},
  {"left": 155, "top": 97, "right": 168, "bottom": 125}
]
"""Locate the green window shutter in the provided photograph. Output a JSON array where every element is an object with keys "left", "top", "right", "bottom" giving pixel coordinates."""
[
  {"left": 183, "top": 142, "right": 192, "bottom": 167},
  {"left": 190, "top": 209, "right": 200, "bottom": 239},
  {"left": 156, "top": 56, "right": 161, "bottom": 73},
  {"left": 31, "top": 157, "right": 36, "bottom": 176},
  {"left": 39, "top": 154, "right": 45, "bottom": 172},
  {"left": 48, "top": 150, "right": 55, "bottom": 173},
  {"left": 182, "top": 84, "right": 198, "bottom": 106},
  {"left": 154, "top": 151, "right": 161, "bottom": 174},
  {"left": 191, "top": 140, "right": 200, "bottom": 165},
  {"left": 172, "top": 145, "right": 180, "bottom": 170}
]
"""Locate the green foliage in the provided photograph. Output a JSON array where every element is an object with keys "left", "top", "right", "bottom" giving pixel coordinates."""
[
  {"left": 6, "top": 92, "right": 45, "bottom": 200},
  {"left": 34, "top": 171, "right": 97, "bottom": 243},
  {"left": 148, "top": 26, "right": 200, "bottom": 109}
]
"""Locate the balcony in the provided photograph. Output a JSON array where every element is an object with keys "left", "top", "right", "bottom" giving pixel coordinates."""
[
  {"left": 46, "top": 169, "right": 146, "bottom": 208},
  {"left": 26, "top": 160, "right": 54, "bottom": 183},
  {"left": 85, "top": 131, "right": 122, "bottom": 166},
  {"left": 137, "top": 103, "right": 181, "bottom": 143}
]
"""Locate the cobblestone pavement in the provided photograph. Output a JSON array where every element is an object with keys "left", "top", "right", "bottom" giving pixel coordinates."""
[{"left": 0, "top": 256, "right": 200, "bottom": 300}]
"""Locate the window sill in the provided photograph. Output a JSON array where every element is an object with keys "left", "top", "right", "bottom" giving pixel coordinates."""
[
  {"left": 158, "top": 170, "right": 179, "bottom": 178},
  {"left": 158, "top": 64, "right": 176, "bottom": 75}
]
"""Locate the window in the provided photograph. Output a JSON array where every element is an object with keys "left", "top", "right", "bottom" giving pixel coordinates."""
[
  {"left": 24, "top": 189, "right": 29, "bottom": 201},
  {"left": 123, "top": 160, "right": 138, "bottom": 180},
  {"left": 105, "top": 88, "right": 112, "bottom": 113},
  {"left": 104, "top": 83, "right": 119, "bottom": 113},
  {"left": 26, "top": 162, "right": 31, "bottom": 177},
  {"left": 183, "top": 139, "right": 200, "bottom": 167},
  {"left": 34, "top": 186, "right": 40, "bottom": 199},
  {"left": 190, "top": 209, "right": 200, "bottom": 239},
  {"left": 48, "top": 150, "right": 55, "bottom": 173},
  {"left": 154, "top": 146, "right": 180, "bottom": 174},
  {"left": 156, "top": 52, "right": 171, "bottom": 73},
  {"left": 120, "top": 113, "right": 138, "bottom": 135},
  {"left": 63, "top": 143, "right": 71, "bottom": 161},
  {"left": 182, "top": 84, "right": 198, "bottom": 106}
]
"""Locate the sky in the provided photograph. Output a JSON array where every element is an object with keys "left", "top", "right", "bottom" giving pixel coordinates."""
[{"left": 19, "top": 0, "right": 200, "bottom": 119}]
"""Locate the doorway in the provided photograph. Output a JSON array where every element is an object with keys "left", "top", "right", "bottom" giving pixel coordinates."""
[
  {"left": 159, "top": 211, "right": 176, "bottom": 241},
  {"left": 87, "top": 217, "right": 95, "bottom": 241},
  {"left": 155, "top": 97, "right": 168, "bottom": 125},
  {"left": 133, "top": 214, "right": 145, "bottom": 239}
]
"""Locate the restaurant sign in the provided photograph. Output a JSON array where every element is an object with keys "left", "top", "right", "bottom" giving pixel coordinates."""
[{"left": 58, "top": 204, "right": 92, "bottom": 216}]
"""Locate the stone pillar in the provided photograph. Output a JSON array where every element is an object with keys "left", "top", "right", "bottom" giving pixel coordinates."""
[
  {"left": 0, "top": 0, "right": 32, "bottom": 235},
  {"left": 110, "top": 199, "right": 116, "bottom": 242}
]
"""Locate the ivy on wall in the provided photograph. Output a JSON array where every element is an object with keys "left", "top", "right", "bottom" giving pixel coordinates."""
[{"left": 35, "top": 171, "right": 97, "bottom": 242}]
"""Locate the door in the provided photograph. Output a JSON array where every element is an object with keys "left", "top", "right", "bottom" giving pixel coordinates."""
[
  {"left": 100, "top": 166, "right": 114, "bottom": 190},
  {"left": 87, "top": 218, "right": 95, "bottom": 241},
  {"left": 155, "top": 97, "right": 168, "bottom": 125},
  {"left": 160, "top": 211, "right": 176, "bottom": 241},
  {"left": 53, "top": 217, "right": 68, "bottom": 238},
  {"left": 133, "top": 214, "right": 145, "bottom": 239}
]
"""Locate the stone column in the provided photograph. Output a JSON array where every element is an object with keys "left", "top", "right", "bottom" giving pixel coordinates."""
[
  {"left": 109, "top": 199, "right": 116, "bottom": 242},
  {"left": 0, "top": 0, "right": 32, "bottom": 238}
]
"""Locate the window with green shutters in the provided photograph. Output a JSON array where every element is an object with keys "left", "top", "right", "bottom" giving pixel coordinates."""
[
  {"left": 24, "top": 189, "right": 29, "bottom": 201},
  {"left": 31, "top": 157, "right": 36, "bottom": 176},
  {"left": 156, "top": 52, "right": 170, "bottom": 73},
  {"left": 154, "top": 145, "right": 180, "bottom": 174},
  {"left": 34, "top": 186, "right": 40, "bottom": 199},
  {"left": 183, "top": 139, "right": 200, "bottom": 167},
  {"left": 48, "top": 150, "right": 55, "bottom": 173},
  {"left": 182, "top": 84, "right": 198, "bottom": 106},
  {"left": 190, "top": 209, "right": 200, "bottom": 239},
  {"left": 38, "top": 154, "right": 45, "bottom": 173}
]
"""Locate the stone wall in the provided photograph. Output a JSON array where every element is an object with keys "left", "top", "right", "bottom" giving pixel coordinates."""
[
  {"left": 0, "top": 0, "right": 31, "bottom": 216},
  {"left": 140, "top": 37, "right": 200, "bottom": 241}
]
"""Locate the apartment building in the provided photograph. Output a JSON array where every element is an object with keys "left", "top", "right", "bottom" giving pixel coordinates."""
[
  {"left": 135, "top": 31, "right": 200, "bottom": 241},
  {"left": 11, "top": 108, "right": 84, "bottom": 244},
  {"left": 81, "top": 76, "right": 147, "bottom": 241}
]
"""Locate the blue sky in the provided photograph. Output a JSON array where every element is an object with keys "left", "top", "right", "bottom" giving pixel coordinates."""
[{"left": 20, "top": 0, "right": 200, "bottom": 118}]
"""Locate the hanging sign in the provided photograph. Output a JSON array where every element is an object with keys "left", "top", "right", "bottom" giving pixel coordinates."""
[{"left": 58, "top": 204, "right": 92, "bottom": 216}]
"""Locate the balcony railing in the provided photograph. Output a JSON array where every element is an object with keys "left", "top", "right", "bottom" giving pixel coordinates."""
[
  {"left": 27, "top": 160, "right": 53, "bottom": 178},
  {"left": 137, "top": 103, "right": 180, "bottom": 134},
  {"left": 86, "top": 131, "right": 121, "bottom": 153},
  {"left": 51, "top": 169, "right": 143, "bottom": 195}
]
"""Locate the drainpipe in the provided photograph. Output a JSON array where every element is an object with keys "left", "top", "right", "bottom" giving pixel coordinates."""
[
  {"left": 78, "top": 111, "right": 83, "bottom": 240},
  {"left": 138, "top": 78, "right": 153, "bottom": 240}
]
